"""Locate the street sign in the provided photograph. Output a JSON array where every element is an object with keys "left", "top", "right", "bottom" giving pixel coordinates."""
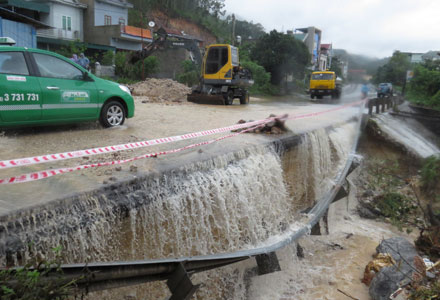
[{"left": 406, "top": 70, "right": 414, "bottom": 81}]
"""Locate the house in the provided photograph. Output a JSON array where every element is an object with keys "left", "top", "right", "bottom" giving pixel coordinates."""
[
  {"left": 35, "top": 0, "right": 87, "bottom": 50},
  {"left": 0, "top": 6, "right": 50, "bottom": 48},
  {"left": 319, "top": 43, "right": 332, "bottom": 71},
  {"left": 401, "top": 52, "right": 424, "bottom": 64},
  {"left": 80, "top": 0, "right": 152, "bottom": 51},
  {"left": 422, "top": 51, "right": 440, "bottom": 61},
  {"left": 293, "top": 26, "right": 322, "bottom": 70}
]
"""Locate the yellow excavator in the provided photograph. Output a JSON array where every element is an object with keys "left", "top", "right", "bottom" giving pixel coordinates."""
[
  {"left": 132, "top": 27, "right": 254, "bottom": 105},
  {"left": 187, "top": 44, "right": 254, "bottom": 105}
]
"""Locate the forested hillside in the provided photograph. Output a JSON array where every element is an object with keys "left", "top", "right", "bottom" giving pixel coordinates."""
[{"left": 127, "top": 0, "right": 265, "bottom": 43}]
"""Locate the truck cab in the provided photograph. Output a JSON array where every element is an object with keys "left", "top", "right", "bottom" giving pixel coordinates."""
[{"left": 309, "top": 71, "right": 341, "bottom": 100}]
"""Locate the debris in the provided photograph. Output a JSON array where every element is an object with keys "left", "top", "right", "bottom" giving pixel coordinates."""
[
  {"left": 115, "top": 166, "right": 122, "bottom": 172},
  {"left": 233, "top": 114, "right": 289, "bottom": 134},
  {"left": 362, "top": 253, "right": 396, "bottom": 286},
  {"left": 337, "top": 288, "right": 359, "bottom": 300},
  {"left": 129, "top": 78, "right": 191, "bottom": 103},
  {"left": 129, "top": 165, "right": 138, "bottom": 173},
  {"left": 422, "top": 257, "right": 434, "bottom": 269}
]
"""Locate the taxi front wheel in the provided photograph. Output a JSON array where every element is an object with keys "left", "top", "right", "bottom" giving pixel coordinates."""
[{"left": 100, "top": 101, "right": 126, "bottom": 127}]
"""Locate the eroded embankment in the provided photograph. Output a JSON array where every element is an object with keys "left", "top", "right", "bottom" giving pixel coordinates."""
[{"left": 0, "top": 118, "right": 359, "bottom": 299}]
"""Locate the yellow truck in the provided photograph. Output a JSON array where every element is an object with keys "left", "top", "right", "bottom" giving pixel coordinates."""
[{"left": 309, "top": 71, "right": 342, "bottom": 100}]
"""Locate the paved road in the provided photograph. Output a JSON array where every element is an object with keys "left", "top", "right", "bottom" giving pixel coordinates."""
[{"left": 0, "top": 85, "right": 363, "bottom": 216}]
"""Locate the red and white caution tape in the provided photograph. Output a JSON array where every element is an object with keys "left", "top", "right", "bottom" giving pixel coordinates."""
[
  {"left": 0, "top": 119, "right": 273, "bottom": 170},
  {"left": 0, "top": 99, "right": 367, "bottom": 185},
  {"left": 0, "top": 123, "right": 265, "bottom": 184}
]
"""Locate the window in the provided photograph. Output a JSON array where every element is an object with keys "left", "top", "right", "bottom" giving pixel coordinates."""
[
  {"left": 62, "top": 16, "right": 72, "bottom": 31},
  {"left": 0, "top": 52, "right": 29, "bottom": 75},
  {"left": 312, "top": 73, "right": 333, "bottom": 80},
  {"left": 205, "top": 47, "right": 229, "bottom": 74},
  {"left": 33, "top": 53, "right": 83, "bottom": 80},
  {"left": 104, "top": 15, "right": 112, "bottom": 25},
  {"left": 118, "top": 17, "right": 125, "bottom": 25}
]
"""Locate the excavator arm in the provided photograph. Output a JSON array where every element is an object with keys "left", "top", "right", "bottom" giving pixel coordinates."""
[{"left": 129, "top": 27, "right": 203, "bottom": 69}]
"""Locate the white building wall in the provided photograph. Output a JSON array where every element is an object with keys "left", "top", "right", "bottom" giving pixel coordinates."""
[{"left": 38, "top": 2, "right": 84, "bottom": 40}]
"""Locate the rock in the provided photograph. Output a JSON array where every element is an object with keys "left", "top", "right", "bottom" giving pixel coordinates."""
[
  {"left": 266, "top": 120, "right": 276, "bottom": 127},
  {"left": 296, "top": 243, "right": 304, "bottom": 259},
  {"left": 376, "top": 237, "right": 418, "bottom": 263},
  {"left": 271, "top": 126, "right": 282, "bottom": 134},
  {"left": 104, "top": 169, "right": 112, "bottom": 176},
  {"left": 357, "top": 205, "right": 378, "bottom": 219},
  {"left": 363, "top": 190, "right": 374, "bottom": 197},
  {"left": 369, "top": 237, "right": 419, "bottom": 300},
  {"left": 115, "top": 166, "right": 122, "bottom": 172},
  {"left": 129, "top": 165, "right": 138, "bottom": 172}
]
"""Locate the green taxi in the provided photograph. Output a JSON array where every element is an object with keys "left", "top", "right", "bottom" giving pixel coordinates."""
[{"left": 0, "top": 38, "right": 134, "bottom": 128}]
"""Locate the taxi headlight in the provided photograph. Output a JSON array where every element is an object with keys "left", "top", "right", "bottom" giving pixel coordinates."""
[{"left": 119, "top": 85, "right": 131, "bottom": 95}]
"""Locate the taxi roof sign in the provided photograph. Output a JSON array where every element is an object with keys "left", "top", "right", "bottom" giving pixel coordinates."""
[{"left": 0, "top": 37, "right": 16, "bottom": 46}]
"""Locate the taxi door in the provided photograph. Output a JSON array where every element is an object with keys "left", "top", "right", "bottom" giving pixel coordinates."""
[
  {"left": 0, "top": 51, "right": 42, "bottom": 122},
  {"left": 31, "top": 52, "right": 98, "bottom": 120}
]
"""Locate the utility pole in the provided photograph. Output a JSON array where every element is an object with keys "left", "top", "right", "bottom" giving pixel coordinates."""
[
  {"left": 231, "top": 14, "right": 236, "bottom": 46},
  {"left": 141, "top": 12, "right": 145, "bottom": 81}
]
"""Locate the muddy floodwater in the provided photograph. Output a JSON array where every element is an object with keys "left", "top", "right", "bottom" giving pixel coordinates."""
[
  {"left": 0, "top": 86, "right": 363, "bottom": 215},
  {"left": 1, "top": 85, "right": 393, "bottom": 300}
]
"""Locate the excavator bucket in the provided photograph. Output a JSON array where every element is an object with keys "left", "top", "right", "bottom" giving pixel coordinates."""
[{"left": 187, "top": 92, "right": 226, "bottom": 105}]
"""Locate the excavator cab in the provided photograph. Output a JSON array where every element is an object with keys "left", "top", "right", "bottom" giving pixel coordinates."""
[{"left": 188, "top": 44, "right": 253, "bottom": 105}]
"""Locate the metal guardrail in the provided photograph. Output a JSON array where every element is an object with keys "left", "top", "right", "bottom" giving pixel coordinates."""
[
  {"left": 368, "top": 96, "right": 395, "bottom": 115},
  {"left": 5, "top": 103, "right": 366, "bottom": 299}
]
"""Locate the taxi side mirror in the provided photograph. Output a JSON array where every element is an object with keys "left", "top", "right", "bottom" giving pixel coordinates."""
[{"left": 83, "top": 72, "right": 94, "bottom": 82}]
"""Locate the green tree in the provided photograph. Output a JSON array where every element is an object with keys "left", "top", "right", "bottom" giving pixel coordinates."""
[
  {"left": 54, "top": 40, "right": 87, "bottom": 59},
  {"left": 235, "top": 20, "right": 265, "bottom": 40},
  {"left": 177, "top": 60, "right": 199, "bottom": 86},
  {"left": 250, "top": 30, "right": 310, "bottom": 85},
  {"left": 373, "top": 51, "right": 410, "bottom": 86},
  {"left": 329, "top": 56, "right": 344, "bottom": 79},
  {"left": 101, "top": 50, "right": 114, "bottom": 65},
  {"left": 407, "top": 62, "right": 440, "bottom": 109}
]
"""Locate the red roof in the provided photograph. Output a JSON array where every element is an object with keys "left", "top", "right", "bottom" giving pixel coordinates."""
[
  {"left": 123, "top": 26, "right": 153, "bottom": 39},
  {"left": 320, "top": 43, "right": 331, "bottom": 50}
]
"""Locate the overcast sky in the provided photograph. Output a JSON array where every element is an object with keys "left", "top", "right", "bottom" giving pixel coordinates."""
[{"left": 224, "top": 0, "right": 440, "bottom": 58}]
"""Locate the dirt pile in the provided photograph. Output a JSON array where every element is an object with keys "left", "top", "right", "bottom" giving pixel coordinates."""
[{"left": 129, "top": 78, "right": 191, "bottom": 103}]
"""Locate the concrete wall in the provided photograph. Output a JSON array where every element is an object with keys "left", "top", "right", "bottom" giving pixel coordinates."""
[
  {"left": 0, "top": 17, "right": 36, "bottom": 48},
  {"left": 94, "top": 0, "right": 127, "bottom": 26}
]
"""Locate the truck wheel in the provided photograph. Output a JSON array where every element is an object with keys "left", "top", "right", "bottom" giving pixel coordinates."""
[
  {"left": 311, "top": 94, "right": 315, "bottom": 99},
  {"left": 100, "top": 101, "right": 126, "bottom": 127},
  {"left": 317, "top": 95, "right": 323, "bottom": 99},
  {"left": 240, "top": 91, "right": 249, "bottom": 105},
  {"left": 224, "top": 90, "right": 234, "bottom": 105}
]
